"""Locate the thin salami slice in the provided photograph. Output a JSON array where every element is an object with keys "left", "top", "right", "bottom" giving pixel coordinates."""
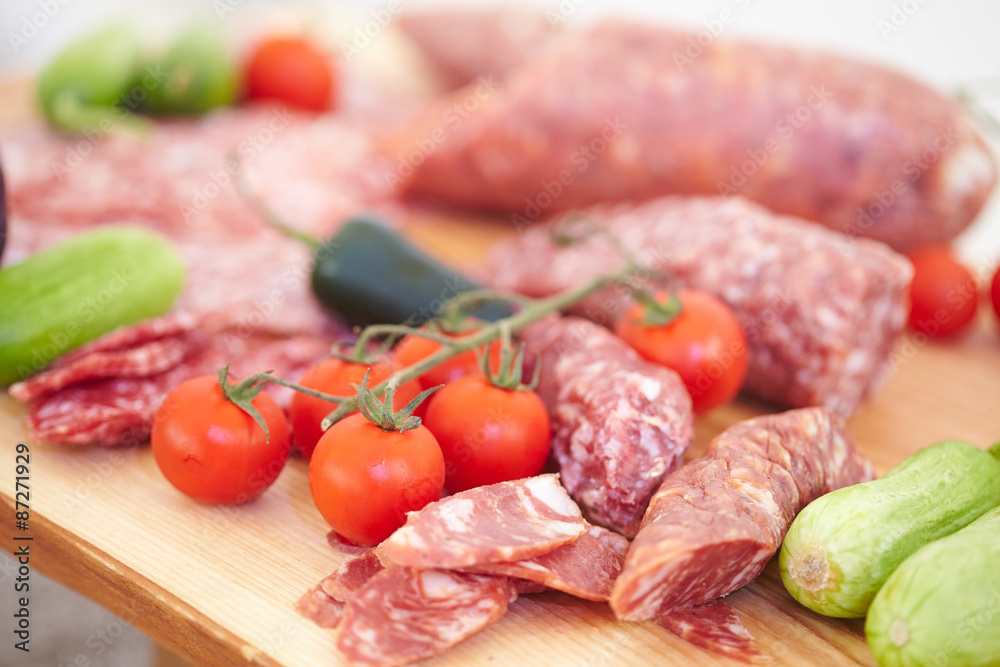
[
  {"left": 377, "top": 474, "right": 588, "bottom": 569},
  {"left": 657, "top": 600, "right": 765, "bottom": 664},
  {"left": 10, "top": 313, "right": 330, "bottom": 446},
  {"left": 327, "top": 530, "right": 374, "bottom": 557},
  {"left": 336, "top": 567, "right": 515, "bottom": 667},
  {"left": 297, "top": 550, "right": 385, "bottom": 630},
  {"left": 610, "top": 407, "right": 874, "bottom": 621},
  {"left": 518, "top": 315, "right": 694, "bottom": 538},
  {"left": 295, "top": 586, "right": 344, "bottom": 629},
  {"left": 463, "top": 525, "right": 630, "bottom": 601}
]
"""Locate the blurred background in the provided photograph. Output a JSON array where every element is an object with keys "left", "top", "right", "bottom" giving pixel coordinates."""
[{"left": 0, "top": 1, "right": 997, "bottom": 665}]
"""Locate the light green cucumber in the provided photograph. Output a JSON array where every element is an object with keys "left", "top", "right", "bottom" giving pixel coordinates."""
[
  {"left": 144, "top": 25, "right": 239, "bottom": 115},
  {"left": 779, "top": 441, "right": 1000, "bottom": 618},
  {"left": 0, "top": 226, "right": 185, "bottom": 385},
  {"left": 36, "top": 23, "right": 147, "bottom": 133},
  {"left": 866, "top": 504, "right": 1000, "bottom": 666}
]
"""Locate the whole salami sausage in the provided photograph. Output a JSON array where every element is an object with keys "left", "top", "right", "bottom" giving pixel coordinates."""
[
  {"left": 610, "top": 407, "right": 874, "bottom": 622},
  {"left": 518, "top": 315, "right": 694, "bottom": 538},
  {"left": 488, "top": 196, "right": 912, "bottom": 417},
  {"left": 397, "top": 20, "right": 996, "bottom": 251}
]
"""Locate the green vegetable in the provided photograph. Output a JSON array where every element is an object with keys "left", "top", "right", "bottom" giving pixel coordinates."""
[
  {"left": 779, "top": 441, "right": 1000, "bottom": 618},
  {"left": 144, "top": 26, "right": 239, "bottom": 115},
  {"left": 866, "top": 504, "right": 1000, "bottom": 666},
  {"left": 0, "top": 226, "right": 185, "bottom": 385},
  {"left": 310, "top": 217, "right": 509, "bottom": 327},
  {"left": 36, "top": 23, "right": 146, "bottom": 133}
]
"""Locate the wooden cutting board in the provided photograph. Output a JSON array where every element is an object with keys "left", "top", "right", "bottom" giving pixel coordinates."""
[{"left": 2, "top": 77, "right": 1000, "bottom": 667}]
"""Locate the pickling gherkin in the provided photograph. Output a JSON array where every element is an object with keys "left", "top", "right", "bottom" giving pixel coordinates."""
[{"left": 866, "top": 502, "right": 1000, "bottom": 667}]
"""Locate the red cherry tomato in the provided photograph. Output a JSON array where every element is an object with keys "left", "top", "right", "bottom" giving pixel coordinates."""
[
  {"left": 614, "top": 289, "right": 748, "bottom": 414},
  {"left": 907, "top": 246, "right": 978, "bottom": 339},
  {"left": 991, "top": 264, "right": 1000, "bottom": 326},
  {"left": 309, "top": 412, "right": 445, "bottom": 545},
  {"left": 289, "top": 357, "right": 422, "bottom": 459},
  {"left": 422, "top": 375, "right": 551, "bottom": 493},
  {"left": 393, "top": 327, "right": 502, "bottom": 391},
  {"left": 245, "top": 36, "right": 335, "bottom": 111},
  {"left": 151, "top": 375, "right": 291, "bottom": 504}
]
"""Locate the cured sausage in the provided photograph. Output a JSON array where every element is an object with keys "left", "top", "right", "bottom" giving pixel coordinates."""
[
  {"left": 610, "top": 407, "right": 874, "bottom": 622},
  {"left": 398, "top": 8, "right": 558, "bottom": 89},
  {"left": 296, "top": 550, "right": 384, "bottom": 629},
  {"left": 518, "top": 315, "right": 694, "bottom": 538},
  {"left": 336, "top": 567, "right": 516, "bottom": 667},
  {"left": 489, "top": 196, "right": 912, "bottom": 417},
  {"left": 462, "top": 524, "right": 630, "bottom": 602},
  {"left": 398, "top": 20, "right": 996, "bottom": 251},
  {"left": 377, "top": 474, "right": 588, "bottom": 569}
]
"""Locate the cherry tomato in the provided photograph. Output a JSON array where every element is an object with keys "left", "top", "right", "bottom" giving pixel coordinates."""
[
  {"left": 309, "top": 412, "right": 445, "bottom": 545},
  {"left": 245, "top": 36, "right": 334, "bottom": 111},
  {"left": 151, "top": 375, "right": 291, "bottom": 504},
  {"left": 991, "top": 264, "right": 1000, "bottom": 326},
  {"left": 614, "top": 289, "right": 748, "bottom": 414},
  {"left": 422, "top": 375, "right": 551, "bottom": 493},
  {"left": 393, "top": 327, "right": 502, "bottom": 391},
  {"left": 907, "top": 246, "right": 978, "bottom": 339},
  {"left": 289, "top": 357, "right": 422, "bottom": 459}
]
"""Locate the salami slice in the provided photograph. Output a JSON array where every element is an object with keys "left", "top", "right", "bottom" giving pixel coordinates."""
[
  {"left": 490, "top": 196, "right": 912, "bottom": 417},
  {"left": 610, "top": 407, "right": 874, "bottom": 621},
  {"left": 377, "top": 474, "right": 588, "bottom": 569},
  {"left": 518, "top": 315, "right": 694, "bottom": 538},
  {"left": 463, "top": 525, "right": 629, "bottom": 601},
  {"left": 327, "top": 530, "right": 374, "bottom": 557},
  {"left": 657, "top": 600, "right": 764, "bottom": 664},
  {"left": 336, "top": 567, "right": 515, "bottom": 667},
  {"left": 399, "top": 20, "right": 995, "bottom": 251},
  {"left": 297, "top": 550, "right": 385, "bottom": 629},
  {"left": 9, "top": 313, "right": 330, "bottom": 446}
]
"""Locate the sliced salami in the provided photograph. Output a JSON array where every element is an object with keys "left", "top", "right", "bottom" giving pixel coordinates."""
[
  {"left": 377, "top": 474, "right": 588, "bottom": 569},
  {"left": 518, "top": 315, "right": 694, "bottom": 538},
  {"left": 463, "top": 525, "right": 630, "bottom": 601},
  {"left": 9, "top": 312, "right": 331, "bottom": 446},
  {"left": 610, "top": 407, "right": 874, "bottom": 621},
  {"left": 336, "top": 567, "right": 515, "bottom": 667},
  {"left": 657, "top": 600, "right": 764, "bottom": 664},
  {"left": 297, "top": 550, "right": 385, "bottom": 630},
  {"left": 490, "top": 196, "right": 912, "bottom": 417},
  {"left": 327, "top": 530, "right": 374, "bottom": 557}
]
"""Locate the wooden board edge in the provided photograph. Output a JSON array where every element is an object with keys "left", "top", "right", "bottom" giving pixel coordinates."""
[{"left": 0, "top": 490, "right": 280, "bottom": 667}]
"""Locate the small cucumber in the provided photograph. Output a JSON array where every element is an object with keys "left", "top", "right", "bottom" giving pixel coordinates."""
[
  {"left": 0, "top": 226, "right": 185, "bottom": 385},
  {"left": 144, "top": 26, "right": 239, "bottom": 115},
  {"left": 779, "top": 441, "right": 1000, "bottom": 618},
  {"left": 866, "top": 505, "right": 1000, "bottom": 667}
]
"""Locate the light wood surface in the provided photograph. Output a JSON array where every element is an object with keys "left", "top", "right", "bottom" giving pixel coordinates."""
[{"left": 3, "top": 76, "right": 1000, "bottom": 667}]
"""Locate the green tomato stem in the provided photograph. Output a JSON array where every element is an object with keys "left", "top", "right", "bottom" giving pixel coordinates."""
[{"left": 318, "top": 263, "right": 636, "bottom": 430}]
